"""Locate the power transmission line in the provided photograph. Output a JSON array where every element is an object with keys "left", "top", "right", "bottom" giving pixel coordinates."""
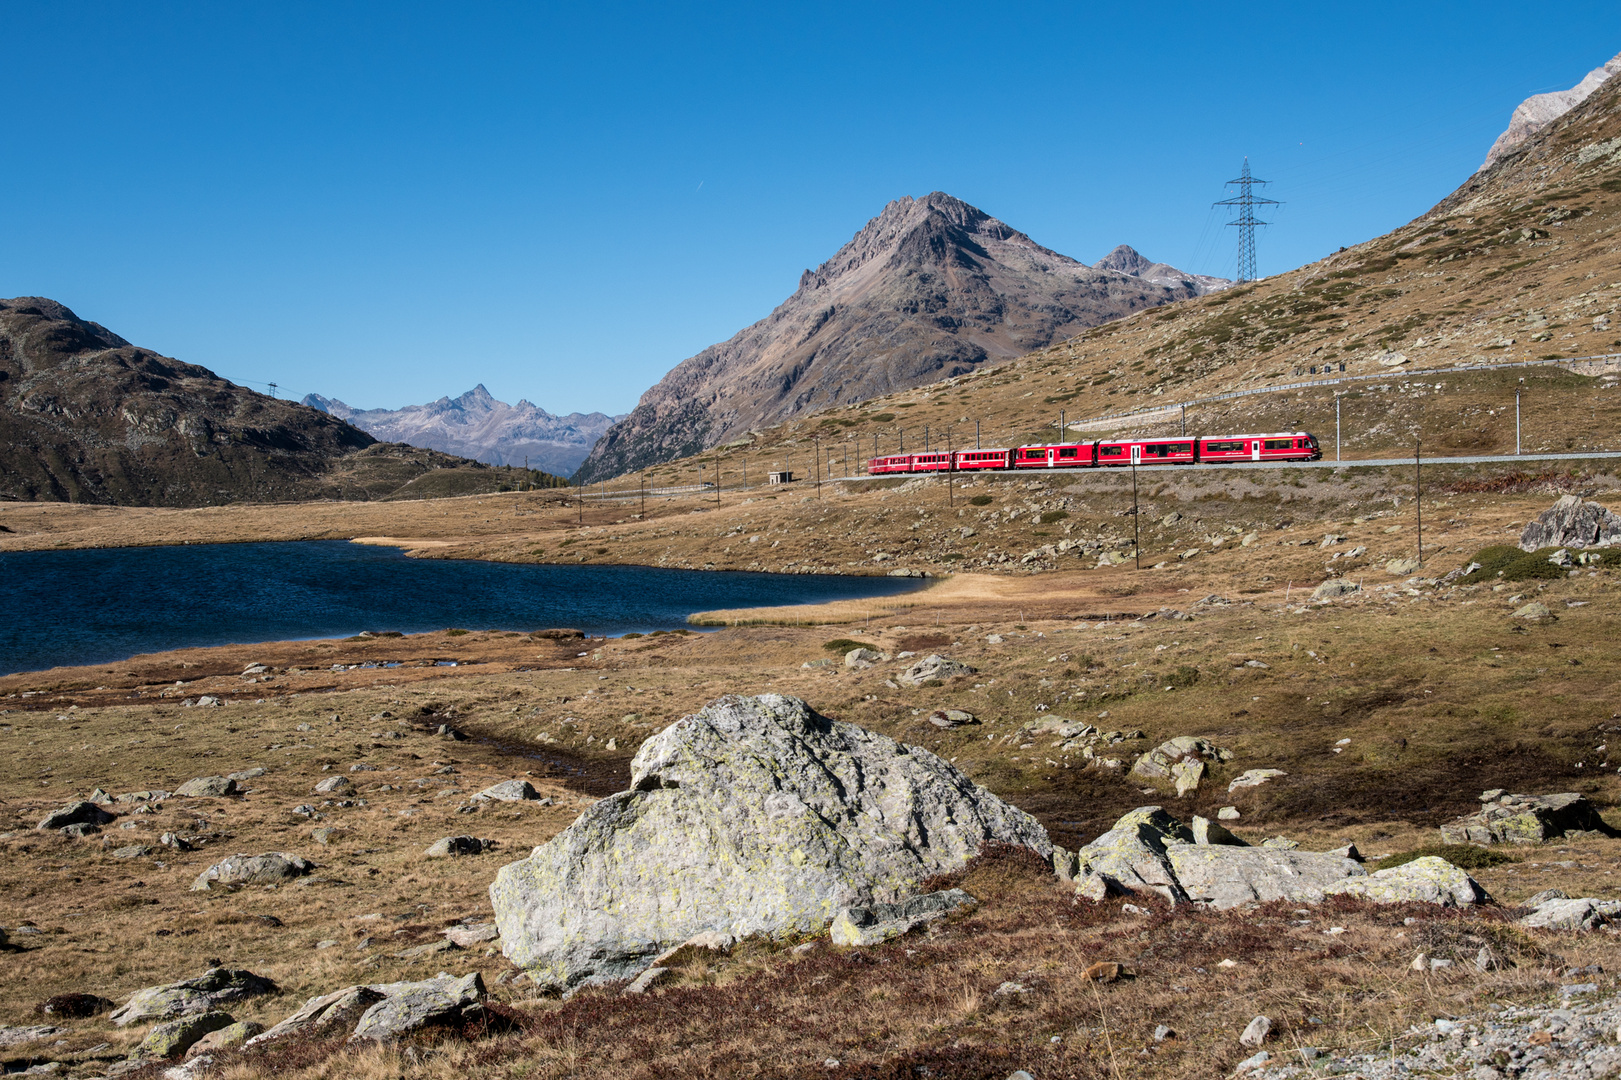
[{"left": 1214, "top": 158, "right": 1280, "bottom": 283}]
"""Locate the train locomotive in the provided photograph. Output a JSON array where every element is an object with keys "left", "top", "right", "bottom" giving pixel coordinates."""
[{"left": 867, "top": 432, "right": 1321, "bottom": 474}]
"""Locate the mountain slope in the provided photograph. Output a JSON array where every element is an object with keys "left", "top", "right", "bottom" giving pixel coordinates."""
[
  {"left": 302, "top": 386, "right": 621, "bottom": 476},
  {"left": 574, "top": 193, "right": 1221, "bottom": 483},
  {"left": 617, "top": 63, "right": 1621, "bottom": 487},
  {"left": 0, "top": 299, "right": 559, "bottom": 506}
]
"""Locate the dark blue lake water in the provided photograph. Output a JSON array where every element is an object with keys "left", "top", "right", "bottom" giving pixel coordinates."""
[{"left": 0, "top": 540, "right": 921, "bottom": 676}]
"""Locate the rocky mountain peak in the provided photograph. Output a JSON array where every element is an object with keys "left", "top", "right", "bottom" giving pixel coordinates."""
[
  {"left": 1093, "top": 244, "right": 1153, "bottom": 276},
  {"left": 1482, "top": 49, "right": 1621, "bottom": 171}
]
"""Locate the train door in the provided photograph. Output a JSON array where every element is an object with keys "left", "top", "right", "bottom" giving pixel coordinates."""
[{"left": 1251, "top": 440, "right": 1260, "bottom": 462}]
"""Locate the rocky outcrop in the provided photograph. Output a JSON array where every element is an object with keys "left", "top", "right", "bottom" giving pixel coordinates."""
[
  {"left": 1440, "top": 792, "right": 1616, "bottom": 845},
  {"left": 1129, "top": 737, "right": 1234, "bottom": 796},
  {"left": 574, "top": 194, "right": 1214, "bottom": 483},
  {"left": 110, "top": 968, "right": 277, "bottom": 1026},
  {"left": 896, "top": 654, "right": 976, "bottom": 687},
  {"left": 1064, "top": 806, "right": 1193, "bottom": 902},
  {"left": 1521, "top": 897, "right": 1621, "bottom": 931},
  {"left": 134, "top": 1011, "right": 235, "bottom": 1060},
  {"left": 1322, "top": 856, "right": 1489, "bottom": 907},
  {"left": 37, "top": 801, "right": 116, "bottom": 831},
  {"left": 490, "top": 694, "right": 1049, "bottom": 992},
  {"left": 829, "top": 889, "right": 977, "bottom": 946},
  {"left": 305, "top": 386, "right": 621, "bottom": 477},
  {"left": 1519, "top": 495, "right": 1621, "bottom": 551},
  {"left": 191, "top": 853, "right": 314, "bottom": 891},
  {"left": 246, "top": 973, "right": 485, "bottom": 1046},
  {"left": 1482, "top": 52, "right": 1621, "bottom": 171}
]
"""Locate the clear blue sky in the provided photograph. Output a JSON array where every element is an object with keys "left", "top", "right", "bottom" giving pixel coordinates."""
[{"left": 2, "top": 2, "right": 1613, "bottom": 414}]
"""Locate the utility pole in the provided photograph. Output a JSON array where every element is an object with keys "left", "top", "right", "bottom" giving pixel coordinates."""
[
  {"left": 814, "top": 435, "right": 822, "bottom": 499},
  {"left": 976, "top": 420, "right": 980, "bottom": 449},
  {"left": 925, "top": 425, "right": 929, "bottom": 452},
  {"left": 1060, "top": 409, "right": 1066, "bottom": 442},
  {"left": 1516, "top": 380, "right": 1523, "bottom": 455},
  {"left": 1335, "top": 395, "right": 1342, "bottom": 462},
  {"left": 1214, "top": 158, "right": 1280, "bottom": 284},
  {"left": 947, "top": 431, "right": 954, "bottom": 507},
  {"left": 1131, "top": 443, "right": 1142, "bottom": 570},
  {"left": 715, "top": 454, "right": 721, "bottom": 506},
  {"left": 1180, "top": 404, "right": 1186, "bottom": 437},
  {"left": 640, "top": 473, "right": 645, "bottom": 516},
  {"left": 267, "top": 382, "right": 277, "bottom": 398},
  {"left": 900, "top": 429, "right": 904, "bottom": 453},
  {"left": 1415, "top": 439, "right": 1423, "bottom": 568}
]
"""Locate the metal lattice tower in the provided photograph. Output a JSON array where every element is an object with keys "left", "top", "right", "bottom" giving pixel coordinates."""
[{"left": 1214, "top": 158, "right": 1279, "bottom": 283}]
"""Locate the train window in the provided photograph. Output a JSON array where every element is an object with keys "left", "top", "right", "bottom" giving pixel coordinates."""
[
  {"left": 1100, "top": 446, "right": 1124, "bottom": 456},
  {"left": 1058, "top": 447, "right": 1078, "bottom": 458},
  {"left": 1146, "top": 444, "right": 1169, "bottom": 457},
  {"left": 1204, "top": 440, "right": 1242, "bottom": 452},
  {"left": 1170, "top": 443, "right": 1191, "bottom": 454},
  {"left": 1263, "top": 439, "right": 1291, "bottom": 450}
]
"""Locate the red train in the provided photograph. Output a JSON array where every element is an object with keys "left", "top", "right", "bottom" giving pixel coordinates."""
[{"left": 867, "top": 432, "right": 1321, "bottom": 475}]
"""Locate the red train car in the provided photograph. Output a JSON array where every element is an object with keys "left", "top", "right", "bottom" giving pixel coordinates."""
[
  {"left": 868, "top": 454, "right": 914, "bottom": 474},
  {"left": 1197, "top": 432, "right": 1321, "bottom": 462},
  {"left": 1012, "top": 444, "right": 1094, "bottom": 468},
  {"left": 1094, "top": 438, "right": 1197, "bottom": 466},
  {"left": 955, "top": 448, "right": 1012, "bottom": 470},
  {"left": 909, "top": 451, "right": 953, "bottom": 472}
]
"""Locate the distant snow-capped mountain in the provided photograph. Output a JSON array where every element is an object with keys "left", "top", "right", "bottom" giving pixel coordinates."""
[{"left": 302, "top": 385, "right": 622, "bottom": 477}]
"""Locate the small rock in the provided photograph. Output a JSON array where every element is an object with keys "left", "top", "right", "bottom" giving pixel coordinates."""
[
  {"left": 472, "top": 780, "right": 543, "bottom": 802},
  {"left": 310, "top": 827, "right": 343, "bottom": 845},
  {"left": 183, "top": 1020, "right": 263, "bottom": 1059},
  {"left": 390, "top": 939, "right": 458, "bottom": 960},
  {"left": 1216, "top": 806, "right": 1240, "bottom": 820},
  {"left": 35, "top": 994, "right": 113, "bottom": 1019},
  {"left": 623, "top": 966, "right": 668, "bottom": 995},
  {"left": 61, "top": 822, "right": 102, "bottom": 838},
  {"left": 313, "top": 776, "right": 354, "bottom": 796},
  {"left": 111, "top": 968, "right": 277, "bottom": 1026},
  {"left": 173, "top": 777, "right": 237, "bottom": 798},
  {"left": 351, "top": 972, "right": 485, "bottom": 1042},
  {"left": 1240, "top": 1015, "right": 1272, "bottom": 1048},
  {"left": 1312, "top": 580, "right": 1360, "bottom": 601},
  {"left": 443, "top": 923, "right": 500, "bottom": 948},
  {"left": 191, "top": 853, "right": 314, "bottom": 891},
  {"left": 37, "top": 801, "right": 116, "bottom": 831},
  {"left": 425, "top": 836, "right": 489, "bottom": 857},
  {"left": 1235, "top": 1050, "right": 1270, "bottom": 1074},
  {"left": 135, "top": 1011, "right": 236, "bottom": 1060},
  {"left": 1512, "top": 601, "right": 1553, "bottom": 621},
  {"left": 1153, "top": 1024, "right": 1174, "bottom": 1042},
  {"left": 111, "top": 844, "right": 152, "bottom": 859},
  {"left": 895, "top": 654, "right": 976, "bottom": 687},
  {"left": 927, "top": 709, "right": 979, "bottom": 729},
  {"left": 843, "top": 647, "right": 888, "bottom": 669},
  {"left": 1228, "top": 769, "right": 1285, "bottom": 792}
]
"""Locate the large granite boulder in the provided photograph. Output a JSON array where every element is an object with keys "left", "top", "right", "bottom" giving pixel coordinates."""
[
  {"left": 1322, "top": 856, "right": 1489, "bottom": 907},
  {"left": 1166, "top": 846, "right": 1365, "bottom": 909},
  {"left": 1520, "top": 495, "right": 1621, "bottom": 551},
  {"left": 490, "top": 694, "right": 1049, "bottom": 992},
  {"left": 133, "top": 1010, "right": 234, "bottom": 1060},
  {"left": 110, "top": 968, "right": 277, "bottom": 1026},
  {"left": 191, "top": 853, "right": 314, "bottom": 891},
  {"left": 1439, "top": 792, "right": 1616, "bottom": 845}
]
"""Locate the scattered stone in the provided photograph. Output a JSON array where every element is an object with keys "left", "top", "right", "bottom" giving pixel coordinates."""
[
  {"left": 472, "top": 780, "right": 543, "bottom": 802},
  {"left": 135, "top": 1011, "right": 235, "bottom": 1060},
  {"left": 1235, "top": 1050, "right": 1270, "bottom": 1074},
  {"left": 0, "top": 1026, "right": 62, "bottom": 1047},
  {"left": 1513, "top": 601, "right": 1554, "bottom": 620},
  {"left": 1386, "top": 558, "right": 1421, "bottom": 575},
  {"left": 246, "top": 986, "right": 385, "bottom": 1044},
  {"left": 843, "top": 648, "right": 888, "bottom": 669},
  {"left": 351, "top": 972, "right": 486, "bottom": 1042},
  {"left": 490, "top": 694, "right": 1048, "bottom": 992},
  {"left": 1322, "top": 856, "right": 1489, "bottom": 907},
  {"left": 927, "top": 709, "right": 978, "bottom": 729},
  {"left": 35, "top": 993, "right": 113, "bottom": 1019},
  {"left": 191, "top": 852, "right": 314, "bottom": 891},
  {"left": 227, "top": 768, "right": 267, "bottom": 782},
  {"left": 1129, "top": 737, "right": 1233, "bottom": 792},
  {"left": 1228, "top": 769, "right": 1285, "bottom": 792},
  {"left": 310, "top": 827, "right": 344, "bottom": 845},
  {"left": 1520, "top": 494, "right": 1621, "bottom": 551},
  {"left": 111, "top": 844, "right": 153, "bottom": 859},
  {"left": 443, "top": 924, "right": 500, "bottom": 948},
  {"left": 425, "top": 836, "right": 489, "bottom": 858},
  {"left": 184, "top": 1020, "right": 263, "bottom": 1059},
  {"left": 1189, "top": 816, "right": 1247, "bottom": 847},
  {"left": 160, "top": 832, "right": 195, "bottom": 851},
  {"left": 1217, "top": 806, "right": 1241, "bottom": 820},
  {"left": 623, "top": 966, "right": 668, "bottom": 995},
  {"left": 61, "top": 822, "right": 102, "bottom": 838},
  {"left": 110, "top": 968, "right": 277, "bottom": 1026},
  {"left": 313, "top": 776, "right": 354, "bottom": 796},
  {"left": 1327, "top": 843, "right": 1363, "bottom": 862},
  {"left": 174, "top": 776, "right": 236, "bottom": 798},
  {"left": 1527, "top": 888, "right": 1569, "bottom": 905},
  {"left": 1312, "top": 580, "right": 1360, "bottom": 601},
  {"left": 1240, "top": 1015, "right": 1272, "bottom": 1048},
  {"left": 114, "top": 790, "right": 170, "bottom": 805},
  {"left": 1440, "top": 792, "right": 1616, "bottom": 845},
  {"left": 829, "top": 889, "right": 977, "bottom": 946},
  {"left": 391, "top": 940, "right": 458, "bottom": 960},
  {"left": 895, "top": 654, "right": 976, "bottom": 687},
  {"left": 37, "top": 801, "right": 116, "bottom": 831},
  {"left": 1521, "top": 897, "right": 1621, "bottom": 931}
]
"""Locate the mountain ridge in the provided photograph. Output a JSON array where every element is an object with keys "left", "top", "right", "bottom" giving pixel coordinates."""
[
  {"left": 574, "top": 192, "right": 1224, "bottom": 483},
  {"left": 302, "top": 386, "right": 621, "bottom": 477}
]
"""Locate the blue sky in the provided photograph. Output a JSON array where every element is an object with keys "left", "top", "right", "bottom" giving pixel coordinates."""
[{"left": 1, "top": 3, "right": 1614, "bottom": 414}]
